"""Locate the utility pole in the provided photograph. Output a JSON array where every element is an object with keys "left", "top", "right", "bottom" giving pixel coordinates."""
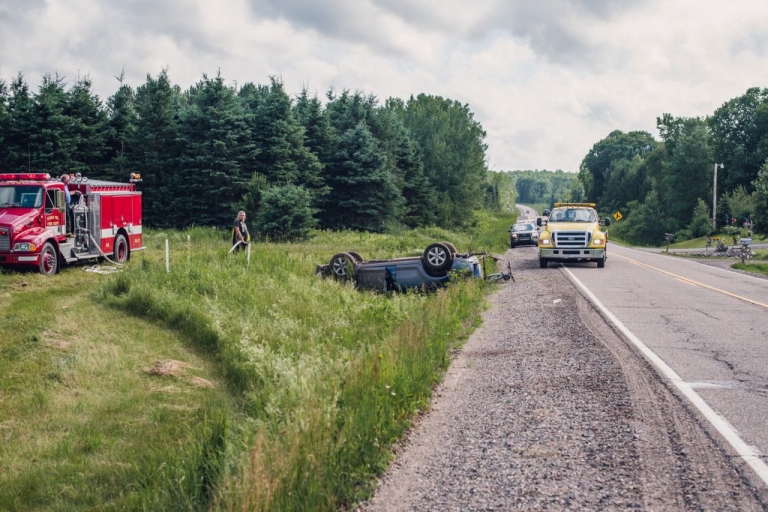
[{"left": 713, "top": 163, "right": 723, "bottom": 230}]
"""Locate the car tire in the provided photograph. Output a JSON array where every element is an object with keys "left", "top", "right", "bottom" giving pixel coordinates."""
[
  {"left": 510, "top": 241, "right": 516, "bottom": 249},
  {"left": 113, "top": 234, "right": 129, "bottom": 264},
  {"left": 597, "top": 254, "right": 606, "bottom": 268},
  {"left": 39, "top": 242, "right": 59, "bottom": 276},
  {"left": 347, "top": 251, "right": 364, "bottom": 263},
  {"left": 422, "top": 243, "right": 454, "bottom": 274},
  {"left": 329, "top": 252, "right": 356, "bottom": 280},
  {"left": 539, "top": 258, "right": 548, "bottom": 269},
  {"left": 439, "top": 242, "right": 457, "bottom": 255}
]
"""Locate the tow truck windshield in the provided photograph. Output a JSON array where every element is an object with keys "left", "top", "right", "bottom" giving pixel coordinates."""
[
  {"left": 549, "top": 208, "right": 596, "bottom": 223},
  {"left": 0, "top": 186, "right": 44, "bottom": 208}
]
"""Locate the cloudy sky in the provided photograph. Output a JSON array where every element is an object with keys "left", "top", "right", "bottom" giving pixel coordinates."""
[{"left": 1, "top": 0, "right": 766, "bottom": 172}]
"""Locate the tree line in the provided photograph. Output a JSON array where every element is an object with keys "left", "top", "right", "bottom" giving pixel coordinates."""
[
  {"left": 0, "top": 70, "right": 510, "bottom": 239},
  {"left": 577, "top": 87, "right": 768, "bottom": 244},
  {"left": 505, "top": 169, "right": 580, "bottom": 206}
]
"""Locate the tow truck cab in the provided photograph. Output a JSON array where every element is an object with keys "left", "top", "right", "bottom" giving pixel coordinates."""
[{"left": 536, "top": 202, "right": 610, "bottom": 268}]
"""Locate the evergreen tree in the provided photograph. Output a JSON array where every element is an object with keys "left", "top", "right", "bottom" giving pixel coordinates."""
[
  {"left": 0, "top": 78, "right": 9, "bottom": 169},
  {"left": 30, "top": 73, "right": 74, "bottom": 175},
  {"left": 293, "top": 87, "right": 334, "bottom": 166},
  {"left": 175, "top": 73, "right": 253, "bottom": 227},
  {"left": 5, "top": 74, "right": 36, "bottom": 171},
  {"left": 65, "top": 76, "right": 108, "bottom": 176},
  {"left": 104, "top": 74, "right": 137, "bottom": 181},
  {"left": 255, "top": 184, "right": 317, "bottom": 241},
  {"left": 246, "top": 78, "right": 323, "bottom": 191},
  {"left": 321, "top": 123, "right": 402, "bottom": 231},
  {"left": 128, "top": 68, "right": 180, "bottom": 228}
]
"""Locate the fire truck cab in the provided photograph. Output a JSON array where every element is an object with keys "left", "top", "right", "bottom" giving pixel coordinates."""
[{"left": 0, "top": 172, "right": 143, "bottom": 275}]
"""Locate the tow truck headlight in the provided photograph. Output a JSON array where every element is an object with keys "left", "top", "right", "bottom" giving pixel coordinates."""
[
  {"left": 14, "top": 242, "right": 36, "bottom": 252},
  {"left": 539, "top": 239, "right": 551, "bottom": 246},
  {"left": 592, "top": 238, "right": 605, "bottom": 246}
]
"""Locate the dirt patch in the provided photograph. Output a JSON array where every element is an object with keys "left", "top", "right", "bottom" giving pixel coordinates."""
[{"left": 145, "top": 360, "right": 190, "bottom": 377}]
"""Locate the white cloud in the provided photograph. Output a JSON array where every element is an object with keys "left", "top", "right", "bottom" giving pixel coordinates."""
[{"left": 1, "top": 0, "right": 766, "bottom": 171}]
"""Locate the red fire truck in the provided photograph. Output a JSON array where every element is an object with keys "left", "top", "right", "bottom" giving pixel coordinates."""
[{"left": 0, "top": 172, "right": 143, "bottom": 275}]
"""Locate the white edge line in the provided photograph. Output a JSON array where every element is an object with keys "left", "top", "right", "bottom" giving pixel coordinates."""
[{"left": 562, "top": 265, "right": 768, "bottom": 487}]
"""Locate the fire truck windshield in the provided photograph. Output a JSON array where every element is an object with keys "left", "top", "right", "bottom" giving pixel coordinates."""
[{"left": 0, "top": 186, "right": 44, "bottom": 208}]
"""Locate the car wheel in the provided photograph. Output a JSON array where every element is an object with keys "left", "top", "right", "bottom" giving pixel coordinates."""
[
  {"left": 39, "top": 242, "right": 59, "bottom": 276},
  {"left": 510, "top": 240, "right": 516, "bottom": 249},
  {"left": 422, "top": 243, "right": 454, "bottom": 274},
  {"left": 347, "top": 251, "right": 364, "bottom": 263},
  {"left": 113, "top": 234, "right": 129, "bottom": 264},
  {"left": 539, "top": 258, "right": 548, "bottom": 269},
  {"left": 439, "top": 242, "right": 457, "bottom": 255},
  {"left": 329, "top": 252, "right": 356, "bottom": 280}
]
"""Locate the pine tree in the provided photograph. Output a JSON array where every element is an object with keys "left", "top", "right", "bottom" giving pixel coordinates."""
[
  {"left": 127, "top": 69, "right": 180, "bottom": 228},
  {"left": 30, "top": 73, "right": 74, "bottom": 176},
  {"left": 5, "top": 74, "right": 36, "bottom": 171},
  {"left": 104, "top": 72, "right": 137, "bottom": 181},
  {"left": 175, "top": 73, "right": 253, "bottom": 227},
  {"left": 322, "top": 123, "right": 403, "bottom": 231},
  {"left": 65, "top": 76, "right": 108, "bottom": 176}
]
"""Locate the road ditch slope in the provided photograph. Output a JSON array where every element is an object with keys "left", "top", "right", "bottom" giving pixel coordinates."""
[{"left": 361, "top": 247, "right": 768, "bottom": 511}]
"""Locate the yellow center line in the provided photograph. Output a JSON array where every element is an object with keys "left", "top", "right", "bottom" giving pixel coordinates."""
[{"left": 613, "top": 252, "right": 768, "bottom": 309}]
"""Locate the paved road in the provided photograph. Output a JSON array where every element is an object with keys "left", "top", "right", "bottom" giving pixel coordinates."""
[
  {"left": 363, "top": 244, "right": 768, "bottom": 510},
  {"left": 565, "top": 244, "right": 768, "bottom": 485},
  {"left": 515, "top": 204, "right": 539, "bottom": 222}
]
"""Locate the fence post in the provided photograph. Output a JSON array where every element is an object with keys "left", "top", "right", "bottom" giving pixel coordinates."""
[{"left": 166, "top": 239, "right": 170, "bottom": 273}]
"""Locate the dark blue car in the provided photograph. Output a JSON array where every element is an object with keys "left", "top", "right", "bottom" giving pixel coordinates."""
[{"left": 317, "top": 242, "right": 511, "bottom": 292}]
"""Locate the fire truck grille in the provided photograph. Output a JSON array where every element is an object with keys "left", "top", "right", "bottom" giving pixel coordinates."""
[
  {"left": 553, "top": 231, "right": 590, "bottom": 248},
  {"left": 0, "top": 232, "right": 9, "bottom": 251}
]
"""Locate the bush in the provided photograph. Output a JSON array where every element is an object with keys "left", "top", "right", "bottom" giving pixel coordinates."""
[
  {"left": 255, "top": 184, "right": 318, "bottom": 242},
  {"left": 687, "top": 198, "right": 713, "bottom": 238}
]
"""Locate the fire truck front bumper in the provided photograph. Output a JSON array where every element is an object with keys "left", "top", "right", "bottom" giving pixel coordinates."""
[{"left": 0, "top": 253, "right": 40, "bottom": 265}]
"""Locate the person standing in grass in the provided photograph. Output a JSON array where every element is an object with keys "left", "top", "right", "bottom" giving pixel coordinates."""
[
  {"left": 61, "top": 174, "right": 73, "bottom": 235},
  {"left": 232, "top": 210, "right": 250, "bottom": 251}
]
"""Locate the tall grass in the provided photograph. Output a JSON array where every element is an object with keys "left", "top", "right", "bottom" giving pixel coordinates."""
[{"left": 1, "top": 214, "right": 514, "bottom": 510}]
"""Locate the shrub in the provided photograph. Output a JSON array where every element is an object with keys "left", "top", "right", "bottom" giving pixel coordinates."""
[{"left": 255, "top": 184, "right": 318, "bottom": 242}]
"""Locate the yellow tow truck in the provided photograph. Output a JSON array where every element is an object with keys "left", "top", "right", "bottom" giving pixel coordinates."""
[{"left": 536, "top": 203, "right": 610, "bottom": 268}]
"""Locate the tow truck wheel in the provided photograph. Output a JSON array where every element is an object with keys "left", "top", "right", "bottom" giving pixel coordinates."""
[
  {"left": 539, "top": 258, "right": 548, "bottom": 269},
  {"left": 114, "top": 234, "right": 129, "bottom": 264},
  {"left": 597, "top": 254, "right": 606, "bottom": 268},
  {"left": 39, "top": 242, "right": 59, "bottom": 276}
]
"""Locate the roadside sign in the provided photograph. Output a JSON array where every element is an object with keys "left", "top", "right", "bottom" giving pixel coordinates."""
[{"left": 613, "top": 211, "right": 623, "bottom": 221}]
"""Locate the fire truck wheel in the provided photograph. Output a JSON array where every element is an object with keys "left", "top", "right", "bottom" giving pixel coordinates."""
[
  {"left": 114, "top": 234, "right": 129, "bottom": 264},
  {"left": 39, "top": 242, "right": 59, "bottom": 276}
]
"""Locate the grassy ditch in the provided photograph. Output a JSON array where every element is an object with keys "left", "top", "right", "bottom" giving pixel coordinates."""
[{"left": 0, "top": 213, "right": 514, "bottom": 511}]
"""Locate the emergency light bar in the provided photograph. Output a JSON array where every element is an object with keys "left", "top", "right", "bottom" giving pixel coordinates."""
[
  {"left": 0, "top": 173, "right": 52, "bottom": 181},
  {"left": 130, "top": 173, "right": 142, "bottom": 183},
  {"left": 554, "top": 203, "right": 596, "bottom": 208}
]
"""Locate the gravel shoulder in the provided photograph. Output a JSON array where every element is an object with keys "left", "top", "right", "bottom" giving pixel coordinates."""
[{"left": 360, "top": 247, "right": 768, "bottom": 511}]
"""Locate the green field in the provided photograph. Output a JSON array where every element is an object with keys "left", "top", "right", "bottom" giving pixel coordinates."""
[{"left": 0, "top": 212, "right": 515, "bottom": 511}]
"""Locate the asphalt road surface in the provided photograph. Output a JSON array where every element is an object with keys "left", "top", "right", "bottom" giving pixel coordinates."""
[
  {"left": 362, "top": 243, "right": 768, "bottom": 511},
  {"left": 568, "top": 244, "right": 768, "bottom": 481}
]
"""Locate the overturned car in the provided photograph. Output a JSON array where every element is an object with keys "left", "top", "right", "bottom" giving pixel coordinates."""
[{"left": 316, "top": 242, "right": 512, "bottom": 292}]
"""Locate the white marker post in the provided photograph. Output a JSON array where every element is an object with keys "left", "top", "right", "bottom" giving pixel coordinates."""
[
  {"left": 246, "top": 241, "right": 251, "bottom": 269},
  {"left": 165, "top": 239, "right": 170, "bottom": 273}
]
